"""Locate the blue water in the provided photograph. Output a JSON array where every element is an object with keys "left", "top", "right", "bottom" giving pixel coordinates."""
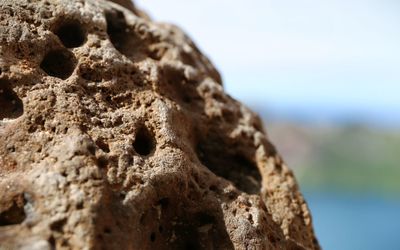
[{"left": 305, "top": 192, "right": 400, "bottom": 250}]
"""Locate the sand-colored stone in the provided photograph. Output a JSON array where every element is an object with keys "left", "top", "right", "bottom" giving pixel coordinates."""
[{"left": 0, "top": 0, "right": 319, "bottom": 249}]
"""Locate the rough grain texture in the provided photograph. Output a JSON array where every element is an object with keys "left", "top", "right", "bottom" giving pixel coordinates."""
[{"left": 0, "top": 0, "right": 319, "bottom": 249}]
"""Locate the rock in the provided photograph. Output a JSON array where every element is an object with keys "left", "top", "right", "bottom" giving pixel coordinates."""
[{"left": 0, "top": 0, "right": 320, "bottom": 249}]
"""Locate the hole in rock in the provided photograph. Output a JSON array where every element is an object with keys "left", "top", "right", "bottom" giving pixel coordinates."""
[
  {"left": 97, "top": 156, "right": 109, "bottom": 169},
  {"left": 105, "top": 9, "right": 140, "bottom": 57},
  {"left": 173, "top": 213, "right": 215, "bottom": 250},
  {"left": 0, "top": 195, "right": 27, "bottom": 226},
  {"left": 184, "top": 239, "right": 200, "bottom": 250},
  {"left": 174, "top": 223, "right": 200, "bottom": 250},
  {"left": 95, "top": 138, "right": 110, "bottom": 153},
  {"left": 48, "top": 236, "right": 56, "bottom": 248},
  {"left": 105, "top": 10, "right": 127, "bottom": 53},
  {"left": 50, "top": 218, "right": 67, "bottom": 232},
  {"left": 40, "top": 49, "right": 76, "bottom": 79},
  {"left": 165, "top": 209, "right": 233, "bottom": 249},
  {"left": 158, "top": 198, "right": 169, "bottom": 209},
  {"left": 150, "top": 232, "right": 156, "bottom": 242},
  {"left": 195, "top": 212, "right": 215, "bottom": 226},
  {"left": 54, "top": 19, "right": 86, "bottom": 48},
  {"left": 133, "top": 126, "right": 155, "bottom": 156},
  {"left": 0, "top": 85, "right": 23, "bottom": 120},
  {"left": 104, "top": 227, "right": 112, "bottom": 234},
  {"left": 197, "top": 138, "right": 262, "bottom": 194}
]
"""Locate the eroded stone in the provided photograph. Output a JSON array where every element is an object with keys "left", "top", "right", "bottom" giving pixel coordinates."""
[{"left": 0, "top": 0, "right": 319, "bottom": 249}]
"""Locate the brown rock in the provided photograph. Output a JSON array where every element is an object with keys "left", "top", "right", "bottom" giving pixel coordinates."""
[{"left": 0, "top": 0, "right": 319, "bottom": 249}]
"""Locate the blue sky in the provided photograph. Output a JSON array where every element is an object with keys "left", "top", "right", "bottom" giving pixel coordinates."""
[{"left": 135, "top": 0, "right": 400, "bottom": 126}]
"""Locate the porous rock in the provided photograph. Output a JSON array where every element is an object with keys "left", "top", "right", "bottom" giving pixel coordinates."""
[{"left": 0, "top": 0, "right": 319, "bottom": 249}]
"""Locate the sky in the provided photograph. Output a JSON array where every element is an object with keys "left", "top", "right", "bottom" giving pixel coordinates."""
[
  {"left": 135, "top": 0, "right": 400, "bottom": 126},
  {"left": 130, "top": 2, "right": 400, "bottom": 249}
]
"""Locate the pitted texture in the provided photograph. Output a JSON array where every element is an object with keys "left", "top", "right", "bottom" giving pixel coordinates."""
[{"left": 0, "top": 0, "right": 319, "bottom": 249}]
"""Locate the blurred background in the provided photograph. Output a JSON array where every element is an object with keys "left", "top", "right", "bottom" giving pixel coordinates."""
[{"left": 135, "top": 1, "right": 400, "bottom": 249}]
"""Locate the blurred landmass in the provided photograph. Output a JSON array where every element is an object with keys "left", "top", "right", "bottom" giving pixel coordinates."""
[
  {"left": 265, "top": 121, "right": 400, "bottom": 196},
  {"left": 251, "top": 108, "right": 400, "bottom": 250}
]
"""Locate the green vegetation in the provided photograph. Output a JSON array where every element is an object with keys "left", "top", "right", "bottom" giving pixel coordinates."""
[{"left": 270, "top": 124, "right": 400, "bottom": 195}]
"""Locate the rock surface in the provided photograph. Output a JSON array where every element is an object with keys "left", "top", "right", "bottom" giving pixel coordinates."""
[{"left": 0, "top": 0, "right": 319, "bottom": 249}]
